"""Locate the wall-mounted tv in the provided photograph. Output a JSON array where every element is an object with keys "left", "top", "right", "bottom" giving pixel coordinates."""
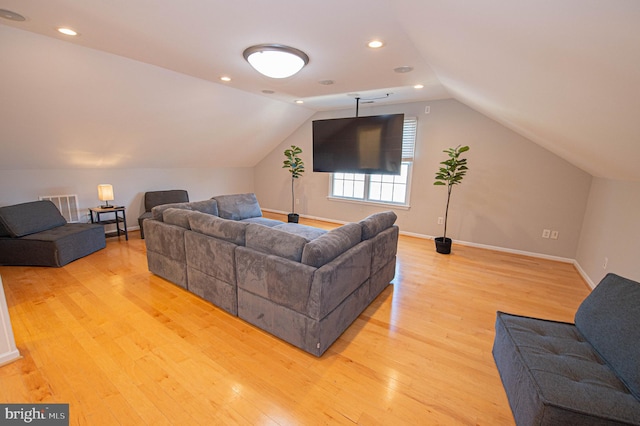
[{"left": 312, "top": 113, "right": 404, "bottom": 175}]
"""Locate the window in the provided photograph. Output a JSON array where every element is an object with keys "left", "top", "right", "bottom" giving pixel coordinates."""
[{"left": 330, "top": 116, "right": 417, "bottom": 206}]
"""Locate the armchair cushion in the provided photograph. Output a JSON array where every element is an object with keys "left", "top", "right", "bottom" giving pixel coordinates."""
[
  {"left": 575, "top": 273, "right": 640, "bottom": 400},
  {"left": 144, "top": 190, "right": 189, "bottom": 212},
  {"left": 0, "top": 200, "right": 67, "bottom": 238}
]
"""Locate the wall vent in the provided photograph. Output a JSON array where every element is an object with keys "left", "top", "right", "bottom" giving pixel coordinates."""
[{"left": 39, "top": 194, "right": 80, "bottom": 223}]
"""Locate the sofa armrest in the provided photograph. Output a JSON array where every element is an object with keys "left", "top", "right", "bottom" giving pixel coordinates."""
[
  {"left": 307, "top": 240, "right": 372, "bottom": 320},
  {"left": 236, "top": 246, "right": 316, "bottom": 314}
]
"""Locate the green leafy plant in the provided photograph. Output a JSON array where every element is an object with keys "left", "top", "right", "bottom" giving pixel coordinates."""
[
  {"left": 434, "top": 145, "right": 470, "bottom": 241},
  {"left": 282, "top": 145, "right": 305, "bottom": 214}
]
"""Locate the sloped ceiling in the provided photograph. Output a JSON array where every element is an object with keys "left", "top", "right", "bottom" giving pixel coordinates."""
[{"left": 1, "top": 0, "right": 639, "bottom": 179}]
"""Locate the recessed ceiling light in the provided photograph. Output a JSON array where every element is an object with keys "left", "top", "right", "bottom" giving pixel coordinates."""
[
  {"left": 294, "top": 100, "right": 304, "bottom": 104},
  {"left": 394, "top": 66, "right": 414, "bottom": 73},
  {"left": 0, "top": 9, "right": 26, "bottom": 21},
  {"left": 368, "top": 40, "right": 384, "bottom": 49},
  {"left": 57, "top": 27, "right": 78, "bottom": 36},
  {"left": 262, "top": 90, "right": 275, "bottom": 94},
  {"left": 414, "top": 84, "right": 424, "bottom": 89},
  {"left": 220, "top": 76, "right": 231, "bottom": 82},
  {"left": 318, "top": 80, "right": 334, "bottom": 86}
]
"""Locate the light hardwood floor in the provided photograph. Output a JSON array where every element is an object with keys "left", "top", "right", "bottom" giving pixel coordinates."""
[{"left": 0, "top": 214, "right": 591, "bottom": 425}]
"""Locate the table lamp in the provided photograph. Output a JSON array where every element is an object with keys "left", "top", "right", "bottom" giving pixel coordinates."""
[{"left": 97, "top": 184, "right": 114, "bottom": 208}]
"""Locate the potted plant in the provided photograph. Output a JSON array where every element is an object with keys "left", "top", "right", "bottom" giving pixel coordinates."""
[
  {"left": 433, "top": 145, "right": 470, "bottom": 254},
  {"left": 282, "top": 145, "right": 305, "bottom": 223}
]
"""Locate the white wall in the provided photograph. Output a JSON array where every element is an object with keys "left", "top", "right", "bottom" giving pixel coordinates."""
[
  {"left": 0, "top": 276, "right": 20, "bottom": 366},
  {"left": 0, "top": 167, "right": 254, "bottom": 227},
  {"left": 576, "top": 178, "right": 640, "bottom": 286},
  {"left": 255, "top": 98, "right": 592, "bottom": 259}
]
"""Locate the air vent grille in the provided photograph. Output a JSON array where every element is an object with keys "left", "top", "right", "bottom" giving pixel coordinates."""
[{"left": 39, "top": 194, "right": 80, "bottom": 223}]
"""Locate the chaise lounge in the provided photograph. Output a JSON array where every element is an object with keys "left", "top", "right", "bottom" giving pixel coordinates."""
[
  {"left": 0, "top": 200, "right": 106, "bottom": 267},
  {"left": 493, "top": 273, "right": 640, "bottom": 425}
]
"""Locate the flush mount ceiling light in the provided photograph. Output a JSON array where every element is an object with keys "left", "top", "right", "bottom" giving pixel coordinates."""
[
  {"left": 0, "top": 9, "right": 25, "bottom": 21},
  {"left": 243, "top": 44, "right": 309, "bottom": 79},
  {"left": 394, "top": 66, "right": 414, "bottom": 73}
]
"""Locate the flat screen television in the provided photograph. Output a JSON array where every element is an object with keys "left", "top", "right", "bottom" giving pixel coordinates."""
[{"left": 312, "top": 113, "right": 404, "bottom": 175}]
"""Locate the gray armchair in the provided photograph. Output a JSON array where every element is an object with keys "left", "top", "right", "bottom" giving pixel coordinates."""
[{"left": 138, "top": 190, "right": 189, "bottom": 238}]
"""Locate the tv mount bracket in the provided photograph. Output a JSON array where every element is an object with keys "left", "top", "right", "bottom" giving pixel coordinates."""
[{"left": 354, "top": 93, "right": 391, "bottom": 117}]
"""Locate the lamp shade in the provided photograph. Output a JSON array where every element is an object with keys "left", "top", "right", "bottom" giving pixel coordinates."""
[
  {"left": 243, "top": 44, "right": 309, "bottom": 79},
  {"left": 97, "top": 184, "right": 114, "bottom": 206}
]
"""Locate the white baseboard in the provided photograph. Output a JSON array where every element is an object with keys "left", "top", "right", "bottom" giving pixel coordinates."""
[
  {"left": 0, "top": 349, "right": 21, "bottom": 367},
  {"left": 263, "top": 209, "right": 598, "bottom": 287},
  {"left": 572, "top": 261, "right": 597, "bottom": 289}
]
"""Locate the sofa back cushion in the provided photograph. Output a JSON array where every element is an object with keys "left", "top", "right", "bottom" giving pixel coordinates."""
[
  {"left": 151, "top": 199, "right": 219, "bottom": 221},
  {"left": 162, "top": 208, "right": 194, "bottom": 229},
  {"left": 0, "top": 200, "right": 67, "bottom": 238},
  {"left": 188, "top": 211, "right": 248, "bottom": 245},
  {"left": 301, "top": 223, "right": 362, "bottom": 268},
  {"left": 144, "top": 190, "right": 189, "bottom": 212},
  {"left": 359, "top": 210, "right": 397, "bottom": 240},
  {"left": 214, "top": 193, "right": 262, "bottom": 220},
  {"left": 152, "top": 202, "right": 192, "bottom": 221},
  {"left": 245, "top": 224, "right": 308, "bottom": 262},
  {"left": 575, "top": 273, "right": 640, "bottom": 399}
]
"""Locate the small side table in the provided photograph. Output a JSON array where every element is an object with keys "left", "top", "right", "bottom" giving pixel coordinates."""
[{"left": 89, "top": 206, "right": 128, "bottom": 241}]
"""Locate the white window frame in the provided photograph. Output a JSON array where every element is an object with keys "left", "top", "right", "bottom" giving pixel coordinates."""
[{"left": 329, "top": 116, "right": 417, "bottom": 208}]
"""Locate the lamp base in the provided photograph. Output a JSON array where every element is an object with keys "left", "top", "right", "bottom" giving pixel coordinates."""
[{"left": 100, "top": 202, "right": 114, "bottom": 209}]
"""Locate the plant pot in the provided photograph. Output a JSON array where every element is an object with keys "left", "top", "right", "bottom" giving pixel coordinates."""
[
  {"left": 288, "top": 213, "right": 299, "bottom": 223},
  {"left": 435, "top": 237, "right": 452, "bottom": 254}
]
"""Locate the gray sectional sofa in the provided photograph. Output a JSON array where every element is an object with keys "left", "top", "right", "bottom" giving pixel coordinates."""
[
  {"left": 144, "top": 193, "right": 399, "bottom": 356},
  {"left": 0, "top": 200, "right": 106, "bottom": 267},
  {"left": 493, "top": 273, "right": 640, "bottom": 425}
]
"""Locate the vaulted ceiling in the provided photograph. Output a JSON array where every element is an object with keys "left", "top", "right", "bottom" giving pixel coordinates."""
[{"left": 1, "top": 0, "right": 639, "bottom": 179}]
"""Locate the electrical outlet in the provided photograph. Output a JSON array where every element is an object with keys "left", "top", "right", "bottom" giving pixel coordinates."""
[
  {"left": 542, "top": 229, "right": 551, "bottom": 238},
  {"left": 437, "top": 217, "right": 444, "bottom": 225},
  {"left": 295, "top": 198, "right": 300, "bottom": 205},
  {"left": 550, "top": 230, "right": 559, "bottom": 240},
  {"left": 425, "top": 105, "right": 431, "bottom": 114},
  {"left": 603, "top": 257, "right": 608, "bottom": 269}
]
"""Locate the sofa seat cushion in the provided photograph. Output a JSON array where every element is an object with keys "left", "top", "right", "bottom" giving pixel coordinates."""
[
  {"left": 273, "top": 223, "right": 327, "bottom": 240},
  {"left": 241, "top": 217, "right": 283, "bottom": 227},
  {"left": 214, "top": 193, "right": 262, "bottom": 220},
  {"left": 575, "top": 273, "right": 640, "bottom": 400},
  {"left": 493, "top": 311, "right": 640, "bottom": 425},
  {"left": 245, "top": 224, "right": 308, "bottom": 262},
  {"left": 301, "top": 223, "right": 362, "bottom": 268},
  {"left": 1, "top": 223, "right": 106, "bottom": 267},
  {"left": 359, "top": 211, "right": 397, "bottom": 240},
  {"left": 0, "top": 200, "right": 67, "bottom": 237},
  {"left": 188, "top": 211, "right": 248, "bottom": 246}
]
